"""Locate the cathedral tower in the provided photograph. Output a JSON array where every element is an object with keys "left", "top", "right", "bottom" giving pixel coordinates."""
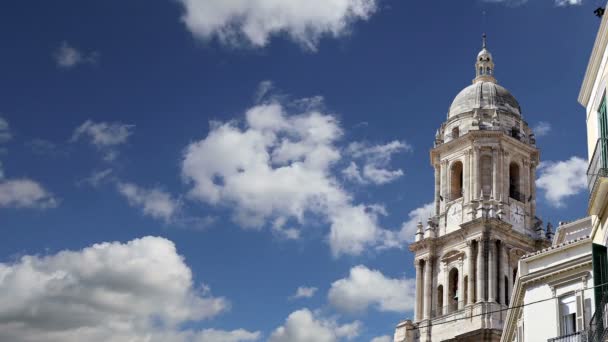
[{"left": 395, "top": 36, "right": 550, "bottom": 342}]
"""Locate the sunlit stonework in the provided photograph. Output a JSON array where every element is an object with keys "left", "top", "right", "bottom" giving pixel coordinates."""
[{"left": 394, "top": 35, "right": 551, "bottom": 342}]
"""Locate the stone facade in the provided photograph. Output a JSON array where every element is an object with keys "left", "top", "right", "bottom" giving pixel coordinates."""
[{"left": 394, "top": 36, "right": 551, "bottom": 342}]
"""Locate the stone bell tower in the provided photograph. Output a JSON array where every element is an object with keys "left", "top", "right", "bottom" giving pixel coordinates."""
[{"left": 394, "top": 35, "right": 550, "bottom": 342}]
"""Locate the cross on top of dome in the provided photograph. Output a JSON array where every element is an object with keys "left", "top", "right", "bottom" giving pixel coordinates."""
[{"left": 474, "top": 33, "right": 496, "bottom": 84}]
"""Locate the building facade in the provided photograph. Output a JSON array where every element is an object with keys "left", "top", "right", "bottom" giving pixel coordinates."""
[
  {"left": 394, "top": 37, "right": 551, "bottom": 342},
  {"left": 501, "top": 217, "right": 594, "bottom": 342},
  {"left": 579, "top": 4, "right": 608, "bottom": 341}
]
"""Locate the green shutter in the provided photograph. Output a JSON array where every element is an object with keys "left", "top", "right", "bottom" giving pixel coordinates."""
[
  {"left": 592, "top": 243, "right": 608, "bottom": 313},
  {"left": 598, "top": 94, "right": 608, "bottom": 169}
]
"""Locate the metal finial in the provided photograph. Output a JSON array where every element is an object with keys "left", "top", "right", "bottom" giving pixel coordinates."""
[{"left": 482, "top": 33, "right": 487, "bottom": 49}]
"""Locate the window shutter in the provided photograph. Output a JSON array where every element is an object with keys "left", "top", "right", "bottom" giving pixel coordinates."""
[{"left": 576, "top": 293, "right": 584, "bottom": 332}]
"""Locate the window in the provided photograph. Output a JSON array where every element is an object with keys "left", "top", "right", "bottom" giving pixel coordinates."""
[
  {"left": 559, "top": 295, "right": 576, "bottom": 335},
  {"left": 452, "top": 127, "right": 459, "bottom": 139},
  {"left": 450, "top": 161, "right": 463, "bottom": 200},
  {"left": 509, "top": 163, "right": 521, "bottom": 201},
  {"left": 448, "top": 268, "right": 459, "bottom": 313}
]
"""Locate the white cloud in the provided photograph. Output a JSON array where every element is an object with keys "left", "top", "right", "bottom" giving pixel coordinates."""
[
  {"left": 291, "top": 286, "right": 318, "bottom": 299},
  {"left": 398, "top": 202, "right": 435, "bottom": 243},
  {"left": 71, "top": 120, "right": 134, "bottom": 161},
  {"left": 533, "top": 121, "right": 551, "bottom": 137},
  {"left": 0, "top": 117, "right": 11, "bottom": 143},
  {"left": 0, "top": 179, "right": 57, "bottom": 209},
  {"left": 117, "top": 182, "right": 181, "bottom": 222},
  {"left": 176, "top": 0, "right": 377, "bottom": 51},
  {"left": 53, "top": 41, "right": 98, "bottom": 68},
  {"left": 343, "top": 141, "right": 410, "bottom": 185},
  {"left": 555, "top": 0, "right": 582, "bottom": 5},
  {"left": 192, "top": 329, "right": 261, "bottom": 342},
  {"left": 0, "top": 236, "right": 259, "bottom": 342},
  {"left": 80, "top": 168, "right": 113, "bottom": 187},
  {"left": 268, "top": 309, "right": 361, "bottom": 342},
  {"left": 328, "top": 265, "right": 416, "bottom": 314},
  {"left": 371, "top": 336, "right": 392, "bottom": 342},
  {"left": 181, "top": 96, "right": 395, "bottom": 256},
  {"left": 536, "top": 156, "right": 587, "bottom": 207}
]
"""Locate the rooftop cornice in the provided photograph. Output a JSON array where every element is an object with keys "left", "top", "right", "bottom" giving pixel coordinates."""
[{"left": 579, "top": 12, "right": 608, "bottom": 106}]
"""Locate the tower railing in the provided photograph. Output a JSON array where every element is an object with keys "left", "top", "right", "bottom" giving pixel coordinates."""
[{"left": 547, "top": 331, "right": 586, "bottom": 342}]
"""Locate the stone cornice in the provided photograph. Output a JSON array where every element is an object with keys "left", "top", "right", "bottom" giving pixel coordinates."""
[
  {"left": 430, "top": 131, "right": 539, "bottom": 165},
  {"left": 579, "top": 12, "right": 608, "bottom": 107}
]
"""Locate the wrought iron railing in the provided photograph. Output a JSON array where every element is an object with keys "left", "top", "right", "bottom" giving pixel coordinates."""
[
  {"left": 548, "top": 331, "right": 586, "bottom": 342},
  {"left": 588, "top": 290, "right": 608, "bottom": 342},
  {"left": 587, "top": 138, "right": 608, "bottom": 193}
]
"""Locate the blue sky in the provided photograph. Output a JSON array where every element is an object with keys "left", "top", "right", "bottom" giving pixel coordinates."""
[{"left": 0, "top": 0, "right": 600, "bottom": 341}]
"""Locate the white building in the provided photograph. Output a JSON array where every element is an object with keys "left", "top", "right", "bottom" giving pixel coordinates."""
[
  {"left": 579, "top": 4, "right": 608, "bottom": 341},
  {"left": 394, "top": 36, "right": 551, "bottom": 342},
  {"left": 501, "top": 217, "right": 593, "bottom": 342}
]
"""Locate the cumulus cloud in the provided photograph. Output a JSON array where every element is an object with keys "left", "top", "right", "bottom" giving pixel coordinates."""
[
  {"left": 343, "top": 141, "right": 410, "bottom": 185},
  {"left": 398, "top": 202, "right": 435, "bottom": 242},
  {"left": 536, "top": 156, "right": 587, "bottom": 207},
  {"left": 291, "top": 286, "right": 318, "bottom": 299},
  {"left": 0, "top": 236, "right": 258, "bottom": 342},
  {"left": 71, "top": 120, "right": 134, "bottom": 161},
  {"left": 533, "top": 121, "right": 551, "bottom": 137},
  {"left": 176, "top": 0, "right": 377, "bottom": 51},
  {"left": 117, "top": 182, "right": 181, "bottom": 222},
  {"left": 328, "top": 265, "right": 416, "bottom": 314},
  {"left": 371, "top": 336, "right": 392, "bottom": 342},
  {"left": 181, "top": 96, "right": 397, "bottom": 256},
  {"left": 268, "top": 309, "right": 361, "bottom": 342},
  {"left": 0, "top": 179, "right": 57, "bottom": 209},
  {"left": 53, "top": 41, "right": 98, "bottom": 68},
  {"left": 192, "top": 329, "right": 261, "bottom": 342}
]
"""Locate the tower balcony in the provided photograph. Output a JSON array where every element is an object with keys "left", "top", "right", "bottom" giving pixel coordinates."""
[{"left": 587, "top": 138, "right": 608, "bottom": 215}]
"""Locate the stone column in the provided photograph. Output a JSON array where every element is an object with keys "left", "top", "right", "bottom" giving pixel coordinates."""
[
  {"left": 458, "top": 259, "right": 465, "bottom": 310},
  {"left": 468, "top": 242, "right": 475, "bottom": 305},
  {"left": 477, "top": 236, "right": 485, "bottom": 303},
  {"left": 463, "top": 150, "right": 470, "bottom": 203},
  {"left": 443, "top": 266, "right": 449, "bottom": 315},
  {"left": 507, "top": 251, "right": 513, "bottom": 305},
  {"left": 473, "top": 147, "right": 479, "bottom": 201},
  {"left": 530, "top": 161, "right": 537, "bottom": 226},
  {"left": 440, "top": 160, "right": 448, "bottom": 213},
  {"left": 497, "top": 242, "right": 503, "bottom": 305},
  {"left": 424, "top": 258, "right": 433, "bottom": 319},
  {"left": 434, "top": 163, "right": 441, "bottom": 216},
  {"left": 415, "top": 259, "right": 424, "bottom": 321},
  {"left": 488, "top": 238, "right": 496, "bottom": 302},
  {"left": 492, "top": 148, "right": 498, "bottom": 199}
]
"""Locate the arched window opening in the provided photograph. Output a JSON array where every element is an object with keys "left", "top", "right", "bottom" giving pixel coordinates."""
[
  {"left": 509, "top": 163, "right": 521, "bottom": 201},
  {"left": 449, "top": 268, "right": 459, "bottom": 313},
  {"left": 480, "top": 155, "right": 493, "bottom": 198},
  {"left": 452, "top": 126, "right": 460, "bottom": 139},
  {"left": 486, "top": 67, "right": 491, "bottom": 75},
  {"left": 437, "top": 285, "right": 444, "bottom": 316},
  {"left": 511, "top": 127, "right": 520, "bottom": 139},
  {"left": 450, "top": 161, "right": 464, "bottom": 200}
]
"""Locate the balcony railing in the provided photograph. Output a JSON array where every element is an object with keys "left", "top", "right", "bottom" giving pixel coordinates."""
[
  {"left": 588, "top": 289, "right": 608, "bottom": 342},
  {"left": 548, "top": 331, "right": 586, "bottom": 342},
  {"left": 587, "top": 138, "right": 608, "bottom": 193}
]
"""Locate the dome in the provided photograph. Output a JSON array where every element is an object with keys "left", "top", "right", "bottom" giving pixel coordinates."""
[
  {"left": 448, "top": 81, "right": 521, "bottom": 118},
  {"left": 477, "top": 48, "right": 492, "bottom": 61}
]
